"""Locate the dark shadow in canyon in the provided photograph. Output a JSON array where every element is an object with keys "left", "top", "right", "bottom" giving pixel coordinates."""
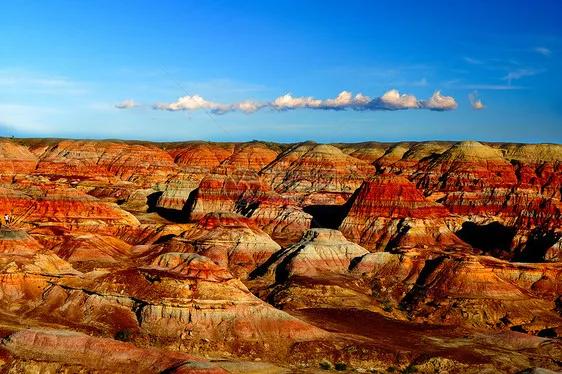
[
  {"left": 455, "top": 222, "right": 516, "bottom": 260},
  {"left": 303, "top": 204, "right": 349, "bottom": 229},
  {"left": 303, "top": 190, "right": 359, "bottom": 229},
  {"left": 146, "top": 191, "right": 195, "bottom": 223},
  {"left": 513, "top": 229, "right": 560, "bottom": 263}
]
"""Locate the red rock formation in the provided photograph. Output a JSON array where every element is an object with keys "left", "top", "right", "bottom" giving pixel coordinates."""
[
  {"left": 167, "top": 142, "right": 235, "bottom": 169},
  {"left": 156, "top": 143, "right": 233, "bottom": 211},
  {"left": 0, "top": 138, "right": 560, "bottom": 372},
  {"left": 339, "top": 174, "right": 465, "bottom": 251},
  {"left": 261, "top": 142, "right": 374, "bottom": 205},
  {"left": 157, "top": 142, "right": 280, "bottom": 211},
  {"left": 413, "top": 141, "right": 518, "bottom": 192},
  {"left": 1, "top": 329, "right": 227, "bottom": 373},
  {"left": 32, "top": 140, "right": 178, "bottom": 186},
  {"left": 409, "top": 141, "right": 561, "bottom": 259},
  {"left": 174, "top": 212, "right": 281, "bottom": 278},
  {"left": 0, "top": 140, "right": 38, "bottom": 180},
  {"left": 32, "top": 252, "right": 330, "bottom": 358},
  {"left": 266, "top": 229, "right": 369, "bottom": 279},
  {"left": 0, "top": 229, "right": 44, "bottom": 255},
  {"left": 0, "top": 185, "right": 139, "bottom": 233},
  {"left": 49, "top": 232, "right": 133, "bottom": 270},
  {"left": 189, "top": 168, "right": 311, "bottom": 244},
  {"left": 377, "top": 141, "right": 452, "bottom": 176},
  {"left": 401, "top": 255, "right": 562, "bottom": 333},
  {"left": 189, "top": 168, "right": 273, "bottom": 220},
  {"left": 249, "top": 229, "right": 375, "bottom": 310}
]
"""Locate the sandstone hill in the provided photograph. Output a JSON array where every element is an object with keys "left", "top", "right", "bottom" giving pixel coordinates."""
[{"left": 0, "top": 137, "right": 560, "bottom": 372}]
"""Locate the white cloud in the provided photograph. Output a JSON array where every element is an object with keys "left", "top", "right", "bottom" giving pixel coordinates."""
[
  {"left": 375, "top": 89, "right": 419, "bottom": 109},
  {"left": 503, "top": 68, "right": 544, "bottom": 84},
  {"left": 271, "top": 93, "right": 323, "bottom": 110},
  {"left": 115, "top": 99, "right": 139, "bottom": 109},
  {"left": 152, "top": 89, "right": 458, "bottom": 114},
  {"left": 468, "top": 91, "right": 485, "bottom": 110},
  {"left": 229, "top": 100, "right": 264, "bottom": 114},
  {"left": 534, "top": 47, "right": 551, "bottom": 57},
  {"left": 421, "top": 91, "right": 458, "bottom": 111},
  {"left": 154, "top": 95, "right": 228, "bottom": 112}
]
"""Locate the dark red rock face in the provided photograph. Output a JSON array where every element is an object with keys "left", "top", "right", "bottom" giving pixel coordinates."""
[{"left": 0, "top": 138, "right": 560, "bottom": 373}]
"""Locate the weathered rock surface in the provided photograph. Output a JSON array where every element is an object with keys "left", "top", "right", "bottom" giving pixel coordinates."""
[
  {"left": 1, "top": 328, "right": 227, "bottom": 373},
  {"left": 189, "top": 168, "right": 311, "bottom": 244},
  {"left": 339, "top": 174, "right": 465, "bottom": 251},
  {"left": 177, "top": 212, "right": 281, "bottom": 278},
  {"left": 0, "top": 138, "right": 559, "bottom": 373},
  {"left": 32, "top": 140, "right": 178, "bottom": 186},
  {"left": 249, "top": 229, "right": 375, "bottom": 311},
  {"left": 261, "top": 142, "right": 374, "bottom": 205},
  {"left": 0, "top": 141, "right": 37, "bottom": 180}
]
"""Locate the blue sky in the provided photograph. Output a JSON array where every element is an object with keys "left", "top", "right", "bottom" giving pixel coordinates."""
[{"left": 1, "top": 0, "right": 561, "bottom": 143}]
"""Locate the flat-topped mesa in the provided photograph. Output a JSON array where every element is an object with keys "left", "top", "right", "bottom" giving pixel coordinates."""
[
  {"left": 339, "top": 174, "right": 464, "bottom": 251},
  {"left": 32, "top": 140, "right": 178, "bottom": 187},
  {"left": 260, "top": 143, "right": 375, "bottom": 205},
  {"left": 0, "top": 140, "right": 38, "bottom": 180},
  {"left": 176, "top": 212, "right": 281, "bottom": 279}
]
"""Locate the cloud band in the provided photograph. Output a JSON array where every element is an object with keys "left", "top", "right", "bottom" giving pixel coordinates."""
[{"left": 122, "top": 89, "right": 458, "bottom": 114}]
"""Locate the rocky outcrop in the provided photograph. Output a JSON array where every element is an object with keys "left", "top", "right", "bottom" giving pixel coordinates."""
[
  {"left": 413, "top": 141, "right": 517, "bottom": 193},
  {"left": 400, "top": 255, "right": 562, "bottom": 333},
  {"left": 40, "top": 252, "right": 329, "bottom": 358},
  {"left": 31, "top": 140, "right": 178, "bottom": 187},
  {"left": 264, "top": 229, "right": 369, "bottom": 280},
  {"left": 163, "top": 212, "right": 282, "bottom": 278},
  {"left": 0, "top": 140, "right": 38, "bottom": 180},
  {"left": 339, "top": 174, "right": 465, "bottom": 251},
  {"left": 49, "top": 232, "right": 133, "bottom": 270},
  {"left": 0, "top": 185, "right": 140, "bottom": 233},
  {"left": 409, "top": 141, "right": 561, "bottom": 260},
  {"left": 189, "top": 168, "right": 311, "bottom": 244},
  {"left": 157, "top": 142, "right": 279, "bottom": 211},
  {"left": 1, "top": 328, "right": 227, "bottom": 373},
  {"left": 0, "top": 138, "right": 560, "bottom": 373},
  {"left": 261, "top": 143, "right": 374, "bottom": 205},
  {"left": 251, "top": 229, "right": 374, "bottom": 310}
]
